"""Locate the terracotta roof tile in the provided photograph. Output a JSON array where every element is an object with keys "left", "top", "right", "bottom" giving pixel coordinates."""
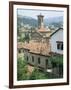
[
  {"left": 17, "top": 41, "right": 50, "bottom": 56},
  {"left": 38, "top": 28, "right": 48, "bottom": 32}
]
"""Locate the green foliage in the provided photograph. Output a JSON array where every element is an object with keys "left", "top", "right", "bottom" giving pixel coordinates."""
[
  {"left": 19, "top": 37, "right": 24, "bottom": 42},
  {"left": 17, "top": 56, "right": 48, "bottom": 80},
  {"left": 30, "top": 68, "right": 48, "bottom": 80},
  {"left": 17, "top": 57, "right": 28, "bottom": 80},
  {"left": 48, "top": 55, "right": 63, "bottom": 78},
  {"left": 17, "top": 54, "right": 63, "bottom": 80},
  {"left": 17, "top": 55, "right": 63, "bottom": 80},
  {"left": 17, "top": 32, "right": 30, "bottom": 43},
  {"left": 49, "top": 55, "right": 63, "bottom": 65},
  {"left": 24, "top": 33, "right": 30, "bottom": 43}
]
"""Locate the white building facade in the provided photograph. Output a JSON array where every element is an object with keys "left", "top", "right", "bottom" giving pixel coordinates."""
[{"left": 50, "top": 28, "right": 63, "bottom": 55}]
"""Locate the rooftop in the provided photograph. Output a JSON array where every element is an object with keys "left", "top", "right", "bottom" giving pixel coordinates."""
[
  {"left": 38, "top": 28, "right": 47, "bottom": 32},
  {"left": 17, "top": 41, "right": 50, "bottom": 56}
]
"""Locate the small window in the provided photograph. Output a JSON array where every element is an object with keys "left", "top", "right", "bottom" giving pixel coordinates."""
[
  {"left": 57, "top": 43, "right": 60, "bottom": 49},
  {"left": 27, "top": 56, "right": 28, "bottom": 61},
  {"left": 46, "top": 59, "right": 48, "bottom": 64},
  {"left": 56, "top": 41, "right": 63, "bottom": 50},
  {"left": 61, "top": 43, "right": 63, "bottom": 50},
  {"left": 38, "top": 57, "right": 40, "bottom": 64},
  {"left": 32, "top": 56, "right": 34, "bottom": 62},
  {"left": 46, "top": 59, "right": 48, "bottom": 68}
]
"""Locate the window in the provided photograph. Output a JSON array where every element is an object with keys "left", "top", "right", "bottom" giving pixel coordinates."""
[
  {"left": 18, "top": 49, "right": 21, "bottom": 53},
  {"left": 46, "top": 59, "right": 48, "bottom": 64},
  {"left": 57, "top": 43, "right": 60, "bottom": 49},
  {"left": 27, "top": 56, "right": 28, "bottom": 61},
  {"left": 61, "top": 44, "right": 63, "bottom": 50},
  {"left": 46, "top": 59, "right": 48, "bottom": 68},
  {"left": 56, "top": 41, "right": 63, "bottom": 50},
  {"left": 32, "top": 56, "right": 34, "bottom": 62},
  {"left": 38, "top": 57, "right": 40, "bottom": 64},
  {"left": 23, "top": 50, "right": 24, "bottom": 53}
]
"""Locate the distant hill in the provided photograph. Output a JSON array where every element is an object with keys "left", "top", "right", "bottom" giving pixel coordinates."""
[
  {"left": 44, "top": 16, "right": 63, "bottom": 25},
  {"left": 17, "top": 15, "right": 63, "bottom": 29},
  {"left": 17, "top": 15, "right": 38, "bottom": 28}
]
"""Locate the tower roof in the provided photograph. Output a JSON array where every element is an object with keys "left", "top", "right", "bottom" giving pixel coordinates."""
[
  {"left": 38, "top": 28, "right": 48, "bottom": 32},
  {"left": 37, "top": 13, "right": 44, "bottom": 17}
]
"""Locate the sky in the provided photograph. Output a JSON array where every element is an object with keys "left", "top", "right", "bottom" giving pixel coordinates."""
[{"left": 17, "top": 9, "right": 64, "bottom": 19}]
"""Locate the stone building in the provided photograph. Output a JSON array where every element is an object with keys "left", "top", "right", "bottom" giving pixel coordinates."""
[
  {"left": 17, "top": 14, "right": 52, "bottom": 71},
  {"left": 17, "top": 14, "right": 63, "bottom": 75}
]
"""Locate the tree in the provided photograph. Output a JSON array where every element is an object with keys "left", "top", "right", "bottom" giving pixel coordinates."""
[
  {"left": 24, "top": 32, "right": 30, "bottom": 43},
  {"left": 17, "top": 57, "right": 28, "bottom": 80},
  {"left": 29, "top": 68, "right": 48, "bottom": 80},
  {"left": 49, "top": 55, "right": 63, "bottom": 78}
]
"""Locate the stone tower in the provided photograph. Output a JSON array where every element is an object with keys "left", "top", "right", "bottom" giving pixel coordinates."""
[{"left": 37, "top": 14, "right": 44, "bottom": 29}]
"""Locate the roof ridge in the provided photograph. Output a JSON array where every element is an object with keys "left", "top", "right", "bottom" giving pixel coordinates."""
[{"left": 50, "top": 28, "right": 63, "bottom": 37}]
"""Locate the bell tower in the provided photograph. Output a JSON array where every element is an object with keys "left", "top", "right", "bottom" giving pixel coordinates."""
[{"left": 37, "top": 14, "right": 44, "bottom": 29}]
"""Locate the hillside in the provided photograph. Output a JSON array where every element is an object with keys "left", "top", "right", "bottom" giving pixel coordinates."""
[{"left": 17, "top": 15, "right": 63, "bottom": 30}]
